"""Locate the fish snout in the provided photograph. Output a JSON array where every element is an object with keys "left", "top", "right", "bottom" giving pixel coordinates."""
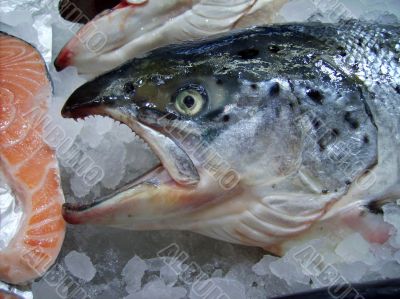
[{"left": 62, "top": 72, "right": 137, "bottom": 119}]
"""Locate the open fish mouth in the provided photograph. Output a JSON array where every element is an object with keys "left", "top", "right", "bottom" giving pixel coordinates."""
[{"left": 61, "top": 80, "right": 201, "bottom": 224}]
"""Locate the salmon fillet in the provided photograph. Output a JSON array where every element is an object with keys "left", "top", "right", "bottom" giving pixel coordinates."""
[{"left": 0, "top": 33, "right": 66, "bottom": 285}]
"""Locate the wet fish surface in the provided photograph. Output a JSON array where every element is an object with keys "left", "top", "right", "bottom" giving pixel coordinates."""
[{"left": 61, "top": 20, "right": 400, "bottom": 255}]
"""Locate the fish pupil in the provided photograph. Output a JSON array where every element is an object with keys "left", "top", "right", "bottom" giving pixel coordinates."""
[{"left": 183, "top": 95, "right": 195, "bottom": 108}]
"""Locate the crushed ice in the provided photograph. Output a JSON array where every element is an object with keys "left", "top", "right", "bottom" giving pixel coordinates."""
[
  {"left": 64, "top": 251, "right": 97, "bottom": 282},
  {"left": 2, "top": 0, "right": 400, "bottom": 298}
]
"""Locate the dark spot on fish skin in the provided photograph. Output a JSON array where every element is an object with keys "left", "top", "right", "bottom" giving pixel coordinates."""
[
  {"left": 251, "top": 83, "right": 258, "bottom": 90},
  {"left": 318, "top": 140, "right": 326, "bottom": 151},
  {"left": 371, "top": 46, "right": 379, "bottom": 56},
  {"left": 357, "top": 38, "right": 363, "bottom": 46},
  {"left": 344, "top": 112, "right": 360, "bottom": 129},
  {"left": 322, "top": 189, "right": 329, "bottom": 194},
  {"left": 223, "top": 114, "right": 230, "bottom": 122},
  {"left": 337, "top": 46, "right": 347, "bottom": 57},
  {"left": 269, "top": 82, "right": 280, "bottom": 97},
  {"left": 289, "top": 102, "right": 295, "bottom": 110},
  {"left": 345, "top": 180, "right": 352, "bottom": 185},
  {"left": 237, "top": 48, "right": 259, "bottom": 60},
  {"left": 318, "top": 130, "right": 337, "bottom": 151},
  {"left": 123, "top": 82, "right": 135, "bottom": 94},
  {"left": 252, "top": 282, "right": 258, "bottom": 287},
  {"left": 216, "top": 78, "right": 223, "bottom": 85},
  {"left": 395, "top": 85, "right": 400, "bottom": 94},
  {"left": 128, "top": 214, "right": 133, "bottom": 218},
  {"left": 268, "top": 45, "right": 280, "bottom": 53},
  {"left": 312, "top": 118, "right": 321, "bottom": 129},
  {"left": 272, "top": 184, "right": 276, "bottom": 189},
  {"left": 363, "top": 135, "right": 370, "bottom": 144},
  {"left": 306, "top": 89, "right": 324, "bottom": 104},
  {"left": 352, "top": 62, "right": 359, "bottom": 71},
  {"left": 332, "top": 128, "right": 340, "bottom": 137}
]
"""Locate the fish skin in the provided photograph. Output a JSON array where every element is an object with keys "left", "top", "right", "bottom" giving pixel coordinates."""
[{"left": 61, "top": 21, "right": 400, "bottom": 254}]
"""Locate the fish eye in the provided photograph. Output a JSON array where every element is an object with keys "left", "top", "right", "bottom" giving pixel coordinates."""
[{"left": 173, "top": 85, "right": 207, "bottom": 116}]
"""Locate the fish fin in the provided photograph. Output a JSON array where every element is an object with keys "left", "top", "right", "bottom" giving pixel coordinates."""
[{"left": 196, "top": 193, "right": 334, "bottom": 254}]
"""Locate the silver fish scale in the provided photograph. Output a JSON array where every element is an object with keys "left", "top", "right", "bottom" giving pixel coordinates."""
[{"left": 333, "top": 21, "right": 400, "bottom": 117}]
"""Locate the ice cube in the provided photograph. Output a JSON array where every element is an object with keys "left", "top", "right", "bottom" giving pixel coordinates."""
[
  {"left": 252, "top": 255, "right": 279, "bottom": 276},
  {"left": 335, "top": 233, "right": 374, "bottom": 264},
  {"left": 189, "top": 278, "right": 245, "bottom": 299},
  {"left": 124, "top": 279, "right": 187, "bottom": 299},
  {"left": 383, "top": 203, "right": 400, "bottom": 248},
  {"left": 95, "top": 116, "right": 115, "bottom": 135},
  {"left": 70, "top": 173, "right": 92, "bottom": 198},
  {"left": 279, "top": 0, "right": 317, "bottom": 22},
  {"left": 122, "top": 256, "right": 148, "bottom": 294},
  {"left": 160, "top": 261, "right": 182, "bottom": 286},
  {"left": 111, "top": 122, "right": 136, "bottom": 144},
  {"left": 269, "top": 256, "right": 309, "bottom": 286},
  {"left": 335, "top": 261, "right": 368, "bottom": 282},
  {"left": 87, "top": 135, "right": 127, "bottom": 189},
  {"left": 32, "top": 279, "right": 64, "bottom": 299},
  {"left": 146, "top": 257, "right": 169, "bottom": 272},
  {"left": 79, "top": 119, "right": 101, "bottom": 148},
  {"left": 211, "top": 269, "right": 223, "bottom": 278},
  {"left": 395, "top": 250, "right": 400, "bottom": 264},
  {"left": 64, "top": 251, "right": 96, "bottom": 282}
]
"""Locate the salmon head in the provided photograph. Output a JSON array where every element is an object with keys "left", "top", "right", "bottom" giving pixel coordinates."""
[{"left": 62, "top": 23, "right": 384, "bottom": 252}]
